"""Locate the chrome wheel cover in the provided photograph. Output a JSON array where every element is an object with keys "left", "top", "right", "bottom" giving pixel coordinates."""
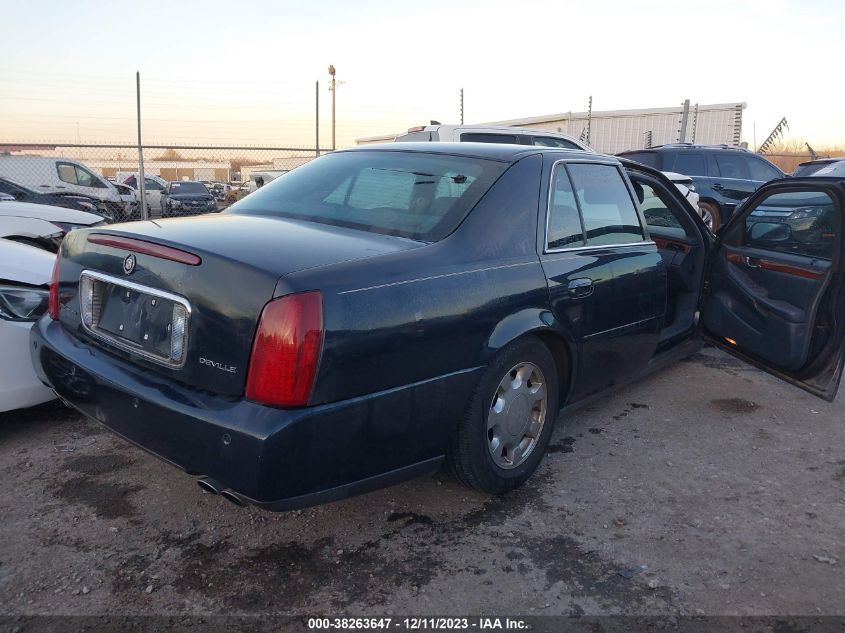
[
  {"left": 698, "top": 205, "right": 714, "bottom": 230},
  {"left": 487, "top": 362, "right": 548, "bottom": 469}
]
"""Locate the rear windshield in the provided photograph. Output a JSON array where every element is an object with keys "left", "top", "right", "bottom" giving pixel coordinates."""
[
  {"left": 620, "top": 152, "right": 660, "bottom": 169},
  {"left": 170, "top": 182, "right": 208, "bottom": 194},
  {"left": 802, "top": 161, "right": 845, "bottom": 178},
  {"left": 227, "top": 151, "right": 508, "bottom": 241}
]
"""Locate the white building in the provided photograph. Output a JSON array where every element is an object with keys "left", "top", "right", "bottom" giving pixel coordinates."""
[{"left": 356, "top": 102, "right": 746, "bottom": 154}]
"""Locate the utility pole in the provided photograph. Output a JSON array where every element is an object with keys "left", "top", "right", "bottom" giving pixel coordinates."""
[
  {"left": 328, "top": 65, "right": 337, "bottom": 151},
  {"left": 315, "top": 80, "right": 320, "bottom": 156},
  {"left": 135, "top": 71, "right": 148, "bottom": 221},
  {"left": 460, "top": 88, "right": 464, "bottom": 124}
]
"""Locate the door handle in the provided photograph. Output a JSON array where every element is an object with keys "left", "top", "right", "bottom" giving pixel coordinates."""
[
  {"left": 712, "top": 183, "right": 724, "bottom": 191},
  {"left": 567, "top": 278, "right": 594, "bottom": 298},
  {"left": 745, "top": 257, "right": 761, "bottom": 268}
]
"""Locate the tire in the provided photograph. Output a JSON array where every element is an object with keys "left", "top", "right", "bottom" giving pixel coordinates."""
[
  {"left": 446, "top": 337, "right": 560, "bottom": 494},
  {"left": 698, "top": 201, "right": 721, "bottom": 232}
]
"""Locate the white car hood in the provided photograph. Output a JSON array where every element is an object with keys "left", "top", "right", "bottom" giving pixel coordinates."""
[
  {"left": 0, "top": 200, "right": 103, "bottom": 225},
  {"left": 0, "top": 238, "right": 55, "bottom": 285}
]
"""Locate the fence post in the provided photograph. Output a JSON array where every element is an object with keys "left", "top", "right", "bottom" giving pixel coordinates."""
[{"left": 136, "top": 71, "right": 148, "bottom": 221}]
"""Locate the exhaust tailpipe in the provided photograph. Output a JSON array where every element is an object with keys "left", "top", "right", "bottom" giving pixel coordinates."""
[
  {"left": 197, "top": 477, "right": 224, "bottom": 495},
  {"left": 220, "top": 490, "right": 246, "bottom": 507}
]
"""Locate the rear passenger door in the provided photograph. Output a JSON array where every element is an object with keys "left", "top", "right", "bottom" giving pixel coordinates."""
[
  {"left": 702, "top": 179, "right": 845, "bottom": 400},
  {"left": 539, "top": 158, "right": 665, "bottom": 401}
]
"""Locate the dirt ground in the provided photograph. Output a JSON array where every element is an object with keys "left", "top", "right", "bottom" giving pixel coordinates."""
[{"left": 1, "top": 346, "right": 843, "bottom": 620}]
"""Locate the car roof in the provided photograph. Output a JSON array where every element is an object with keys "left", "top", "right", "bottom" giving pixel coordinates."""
[{"left": 337, "top": 142, "right": 602, "bottom": 163}]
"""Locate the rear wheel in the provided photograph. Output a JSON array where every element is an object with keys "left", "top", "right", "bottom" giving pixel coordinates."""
[
  {"left": 447, "top": 337, "right": 559, "bottom": 494},
  {"left": 698, "top": 201, "right": 721, "bottom": 231}
]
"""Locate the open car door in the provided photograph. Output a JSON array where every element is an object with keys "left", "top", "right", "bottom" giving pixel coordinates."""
[{"left": 702, "top": 178, "right": 845, "bottom": 401}]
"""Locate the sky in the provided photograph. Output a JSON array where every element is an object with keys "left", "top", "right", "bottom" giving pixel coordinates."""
[{"left": 1, "top": 0, "right": 843, "bottom": 149}]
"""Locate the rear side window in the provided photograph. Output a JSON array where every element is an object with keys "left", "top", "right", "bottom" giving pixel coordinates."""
[
  {"left": 568, "top": 164, "right": 644, "bottom": 246},
  {"left": 546, "top": 165, "right": 584, "bottom": 249},
  {"left": 620, "top": 152, "right": 661, "bottom": 169},
  {"left": 747, "top": 157, "right": 782, "bottom": 182},
  {"left": 229, "top": 151, "right": 508, "bottom": 242},
  {"left": 460, "top": 133, "right": 519, "bottom": 144},
  {"left": 533, "top": 137, "right": 583, "bottom": 150},
  {"left": 715, "top": 154, "right": 749, "bottom": 179},
  {"left": 395, "top": 131, "right": 435, "bottom": 142},
  {"left": 636, "top": 181, "right": 684, "bottom": 231},
  {"left": 57, "top": 162, "right": 106, "bottom": 188},
  {"left": 671, "top": 153, "right": 707, "bottom": 176},
  {"left": 57, "top": 164, "right": 77, "bottom": 185}
]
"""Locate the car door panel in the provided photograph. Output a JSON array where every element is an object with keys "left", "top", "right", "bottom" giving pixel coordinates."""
[
  {"left": 540, "top": 158, "right": 664, "bottom": 401},
  {"left": 703, "top": 180, "right": 845, "bottom": 400}
]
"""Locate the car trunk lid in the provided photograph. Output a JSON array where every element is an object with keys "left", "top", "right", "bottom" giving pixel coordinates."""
[{"left": 57, "top": 213, "right": 421, "bottom": 396}]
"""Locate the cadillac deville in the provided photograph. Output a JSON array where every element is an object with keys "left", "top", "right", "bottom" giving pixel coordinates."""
[{"left": 31, "top": 143, "right": 845, "bottom": 510}]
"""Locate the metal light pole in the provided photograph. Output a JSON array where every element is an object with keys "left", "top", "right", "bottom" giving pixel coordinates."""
[
  {"left": 328, "top": 65, "right": 336, "bottom": 151},
  {"left": 315, "top": 80, "right": 320, "bottom": 156},
  {"left": 136, "top": 71, "right": 148, "bottom": 221},
  {"left": 460, "top": 88, "right": 464, "bottom": 124}
]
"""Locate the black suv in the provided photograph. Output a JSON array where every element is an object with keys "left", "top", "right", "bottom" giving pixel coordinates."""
[{"left": 618, "top": 144, "right": 784, "bottom": 230}]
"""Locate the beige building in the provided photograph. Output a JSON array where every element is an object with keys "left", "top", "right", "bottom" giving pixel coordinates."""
[{"left": 356, "top": 102, "right": 746, "bottom": 154}]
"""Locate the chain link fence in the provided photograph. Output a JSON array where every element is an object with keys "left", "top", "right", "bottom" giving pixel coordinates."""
[{"left": 0, "top": 142, "right": 330, "bottom": 222}]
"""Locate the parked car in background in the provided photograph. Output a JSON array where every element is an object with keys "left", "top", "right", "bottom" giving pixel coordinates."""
[
  {"left": 394, "top": 123, "right": 592, "bottom": 151},
  {"left": 662, "top": 171, "right": 700, "bottom": 209},
  {"left": 618, "top": 144, "right": 785, "bottom": 230},
  {"left": 0, "top": 155, "right": 127, "bottom": 220},
  {"left": 208, "top": 182, "right": 233, "bottom": 201},
  {"left": 160, "top": 181, "right": 217, "bottom": 217},
  {"left": 113, "top": 183, "right": 142, "bottom": 220},
  {"left": 745, "top": 190, "right": 838, "bottom": 259},
  {"left": 247, "top": 170, "right": 290, "bottom": 193},
  {"left": 0, "top": 177, "right": 105, "bottom": 216},
  {"left": 32, "top": 143, "right": 845, "bottom": 513},
  {"left": 224, "top": 182, "right": 251, "bottom": 204},
  {"left": 0, "top": 201, "right": 106, "bottom": 252},
  {"left": 119, "top": 173, "right": 168, "bottom": 213},
  {"left": 1, "top": 239, "right": 56, "bottom": 412},
  {"left": 792, "top": 158, "right": 845, "bottom": 177}
]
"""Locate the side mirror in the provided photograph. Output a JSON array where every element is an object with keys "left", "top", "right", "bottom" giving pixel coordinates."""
[{"left": 748, "top": 221, "right": 791, "bottom": 243}]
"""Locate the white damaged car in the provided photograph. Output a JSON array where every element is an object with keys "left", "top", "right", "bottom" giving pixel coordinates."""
[
  {"left": 0, "top": 238, "right": 56, "bottom": 411},
  {"left": 0, "top": 200, "right": 106, "bottom": 253}
]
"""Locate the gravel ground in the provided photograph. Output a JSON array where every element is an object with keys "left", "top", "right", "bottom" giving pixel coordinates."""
[{"left": 0, "top": 346, "right": 843, "bottom": 619}]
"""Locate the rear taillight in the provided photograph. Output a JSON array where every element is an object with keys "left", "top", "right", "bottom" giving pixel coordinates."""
[
  {"left": 48, "top": 251, "right": 61, "bottom": 320},
  {"left": 245, "top": 291, "right": 323, "bottom": 407}
]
